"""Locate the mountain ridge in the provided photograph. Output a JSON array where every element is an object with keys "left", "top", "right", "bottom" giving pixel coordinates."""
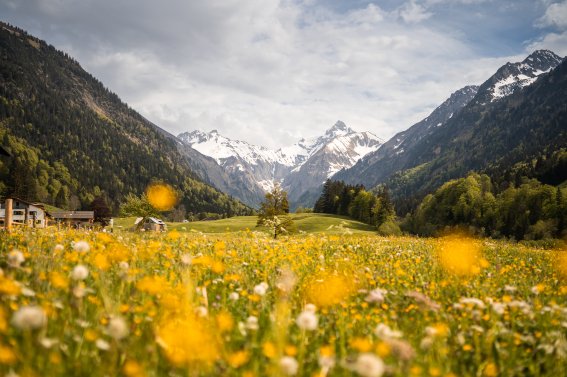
[
  {"left": 333, "top": 49, "right": 566, "bottom": 213},
  {"left": 178, "top": 120, "right": 383, "bottom": 207}
]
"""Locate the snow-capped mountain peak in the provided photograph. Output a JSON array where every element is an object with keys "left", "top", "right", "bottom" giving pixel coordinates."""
[
  {"left": 325, "top": 120, "right": 352, "bottom": 137},
  {"left": 178, "top": 129, "right": 280, "bottom": 166},
  {"left": 177, "top": 121, "right": 383, "bottom": 206},
  {"left": 476, "top": 49, "right": 563, "bottom": 103}
]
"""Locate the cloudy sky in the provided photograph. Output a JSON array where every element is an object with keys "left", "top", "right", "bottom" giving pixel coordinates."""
[{"left": 1, "top": 0, "right": 566, "bottom": 148}]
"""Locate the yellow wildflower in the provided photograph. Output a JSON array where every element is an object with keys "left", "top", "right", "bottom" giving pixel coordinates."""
[
  {"left": 228, "top": 350, "right": 249, "bottom": 368},
  {"left": 0, "top": 345, "right": 17, "bottom": 365},
  {"left": 146, "top": 183, "right": 178, "bottom": 211}
]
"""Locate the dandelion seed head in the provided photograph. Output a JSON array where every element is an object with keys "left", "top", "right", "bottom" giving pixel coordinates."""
[
  {"left": 96, "top": 339, "right": 111, "bottom": 351},
  {"left": 245, "top": 316, "right": 259, "bottom": 331},
  {"left": 107, "top": 316, "right": 129, "bottom": 340},
  {"left": 71, "top": 265, "right": 89, "bottom": 281},
  {"left": 354, "top": 353, "right": 385, "bottom": 377},
  {"left": 279, "top": 356, "right": 299, "bottom": 376},
  {"left": 296, "top": 310, "right": 318, "bottom": 331},
  {"left": 229, "top": 292, "right": 240, "bottom": 301},
  {"left": 253, "top": 282, "right": 269, "bottom": 296},
  {"left": 73, "top": 241, "right": 90, "bottom": 253},
  {"left": 7, "top": 250, "right": 24, "bottom": 268},
  {"left": 11, "top": 305, "right": 47, "bottom": 330}
]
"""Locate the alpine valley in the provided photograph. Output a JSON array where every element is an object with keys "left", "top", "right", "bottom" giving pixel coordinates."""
[
  {"left": 179, "top": 49, "right": 567, "bottom": 211},
  {"left": 0, "top": 20, "right": 566, "bottom": 216}
]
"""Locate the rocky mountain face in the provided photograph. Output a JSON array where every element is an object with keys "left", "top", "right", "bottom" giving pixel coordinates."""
[
  {"left": 333, "top": 85, "right": 480, "bottom": 188},
  {"left": 178, "top": 121, "right": 383, "bottom": 208},
  {"left": 472, "top": 49, "right": 563, "bottom": 105},
  {"left": 334, "top": 50, "right": 566, "bottom": 212},
  {"left": 282, "top": 122, "right": 383, "bottom": 207}
]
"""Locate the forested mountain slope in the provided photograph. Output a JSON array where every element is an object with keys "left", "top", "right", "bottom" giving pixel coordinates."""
[{"left": 335, "top": 50, "right": 566, "bottom": 213}]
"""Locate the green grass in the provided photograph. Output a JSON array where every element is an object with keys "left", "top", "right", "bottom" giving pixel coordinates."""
[{"left": 111, "top": 214, "right": 376, "bottom": 235}]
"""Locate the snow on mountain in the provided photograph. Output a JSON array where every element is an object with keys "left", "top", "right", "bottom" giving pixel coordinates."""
[
  {"left": 475, "top": 50, "right": 563, "bottom": 104},
  {"left": 178, "top": 129, "right": 283, "bottom": 166},
  {"left": 332, "top": 84, "right": 480, "bottom": 188},
  {"left": 177, "top": 121, "right": 383, "bottom": 207}
]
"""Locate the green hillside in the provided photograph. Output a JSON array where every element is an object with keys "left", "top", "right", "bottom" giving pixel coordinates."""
[{"left": 112, "top": 214, "right": 376, "bottom": 235}]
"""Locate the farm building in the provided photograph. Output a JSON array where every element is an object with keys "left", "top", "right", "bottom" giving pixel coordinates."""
[
  {"left": 0, "top": 198, "right": 48, "bottom": 228},
  {"left": 50, "top": 210, "right": 94, "bottom": 228},
  {"left": 134, "top": 217, "right": 167, "bottom": 232}
]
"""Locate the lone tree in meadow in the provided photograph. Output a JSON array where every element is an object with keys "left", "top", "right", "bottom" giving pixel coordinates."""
[
  {"left": 89, "top": 196, "right": 112, "bottom": 226},
  {"left": 257, "top": 183, "right": 296, "bottom": 239}
]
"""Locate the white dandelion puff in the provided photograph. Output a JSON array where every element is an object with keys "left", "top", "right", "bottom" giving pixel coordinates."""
[
  {"left": 11, "top": 305, "right": 47, "bottom": 330},
  {"left": 279, "top": 356, "right": 299, "bottom": 376},
  {"left": 71, "top": 265, "right": 89, "bottom": 281},
  {"left": 296, "top": 310, "right": 318, "bottom": 331},
  {"left": 73, "top": 240, "right": 90, "bottom": 253}
]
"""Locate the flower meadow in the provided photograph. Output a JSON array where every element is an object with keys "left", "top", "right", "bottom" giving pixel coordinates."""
[{"left": 0, "top": 229, "right": 566, "bottom": 377}]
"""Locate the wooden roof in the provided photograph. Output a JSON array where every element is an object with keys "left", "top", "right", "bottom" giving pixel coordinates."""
[{"left": 49, "top": 211, "right": 94, "bottom": 219}]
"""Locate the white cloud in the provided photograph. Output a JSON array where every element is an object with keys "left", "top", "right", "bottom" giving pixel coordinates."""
[
  {"left": 526, "top": 31, "right": 567, "bottom": 55},
  {"left": 0, "top": 0, "right": 538, "bottom": 149},
  {"left": 398, "top": 1, "right": 433, "bottom": 23},
  {"left": 529, "top": 1, "right": 567, "bottom": 56},
  {"left": 537, "top": 0, "right": 567, "bottom": 30},
  {"left": 426, "top": 0, "right": 493, "bottom": 4}
]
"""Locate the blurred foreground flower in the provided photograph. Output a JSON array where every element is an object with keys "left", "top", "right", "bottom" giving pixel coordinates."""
[
  {"left": 354, "top": 353, "right": 385, "bottom": 377},
  {"left": 11, "top": 306, "right": 47, "bottom": 330},
  {"left": 107, "top": 316, "right": 129, "bottom": 340},
  {"left": 7, "top": 250, "right": 24, "bottom": 268},
  {"left": 280, "top": 356, "right": 299, "bottom": 376},
  {"left": 71, "top": 265, "right": 89, "bottom": 281},
  {"left": 73, "top": 240, "right": 90, "bottom": 253},
  {"left": 156, "top": 315, "right": 219, "bottom": 367},
  {"left": 305, "top": 272, "right": 355, "bottom": 308},
  {"left": 296, "top": 309, "right": 318, "bottom": 331},
  {"left": 437, "top": 235, "right": 486, "bottom": 276},
  {"left": 146, "top": 183, "right": 178, "bottom": 211}
]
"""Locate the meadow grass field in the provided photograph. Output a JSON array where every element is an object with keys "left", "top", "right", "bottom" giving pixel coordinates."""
[
  {"left": 0, "top": 225, "right": 566, "bottom": 377},
  {"left": 113, "top": 214, "right": 377, "bottom": 235}
]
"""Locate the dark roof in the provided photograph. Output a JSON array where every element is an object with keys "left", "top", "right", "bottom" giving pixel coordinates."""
[
  {"left": 0, "top": 146, "right": 10, "bottom": 157},
  {"left": 7, "top": 197, "right": 45, "bottom": 208},
  {"left": 49, "top": 211, "right": 94, "bottom": 220}
]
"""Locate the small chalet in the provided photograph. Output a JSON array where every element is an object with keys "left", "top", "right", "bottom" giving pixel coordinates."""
[
  {"left": 134, "top": 217, "right": 167, "bottom": 232},
  {"left": 0, "top": 198, "right": 48, "bottom": 228},
  {"left": 50, "top": 210, "right": 94, "bottom": 228}
]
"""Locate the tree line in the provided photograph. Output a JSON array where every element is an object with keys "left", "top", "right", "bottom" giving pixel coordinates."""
[
  {"left": 402, "top": 173, "right": 567, "bottom": 240},
  {"left": 314, "top": 180, "right": 399, "bottom": 234}
]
